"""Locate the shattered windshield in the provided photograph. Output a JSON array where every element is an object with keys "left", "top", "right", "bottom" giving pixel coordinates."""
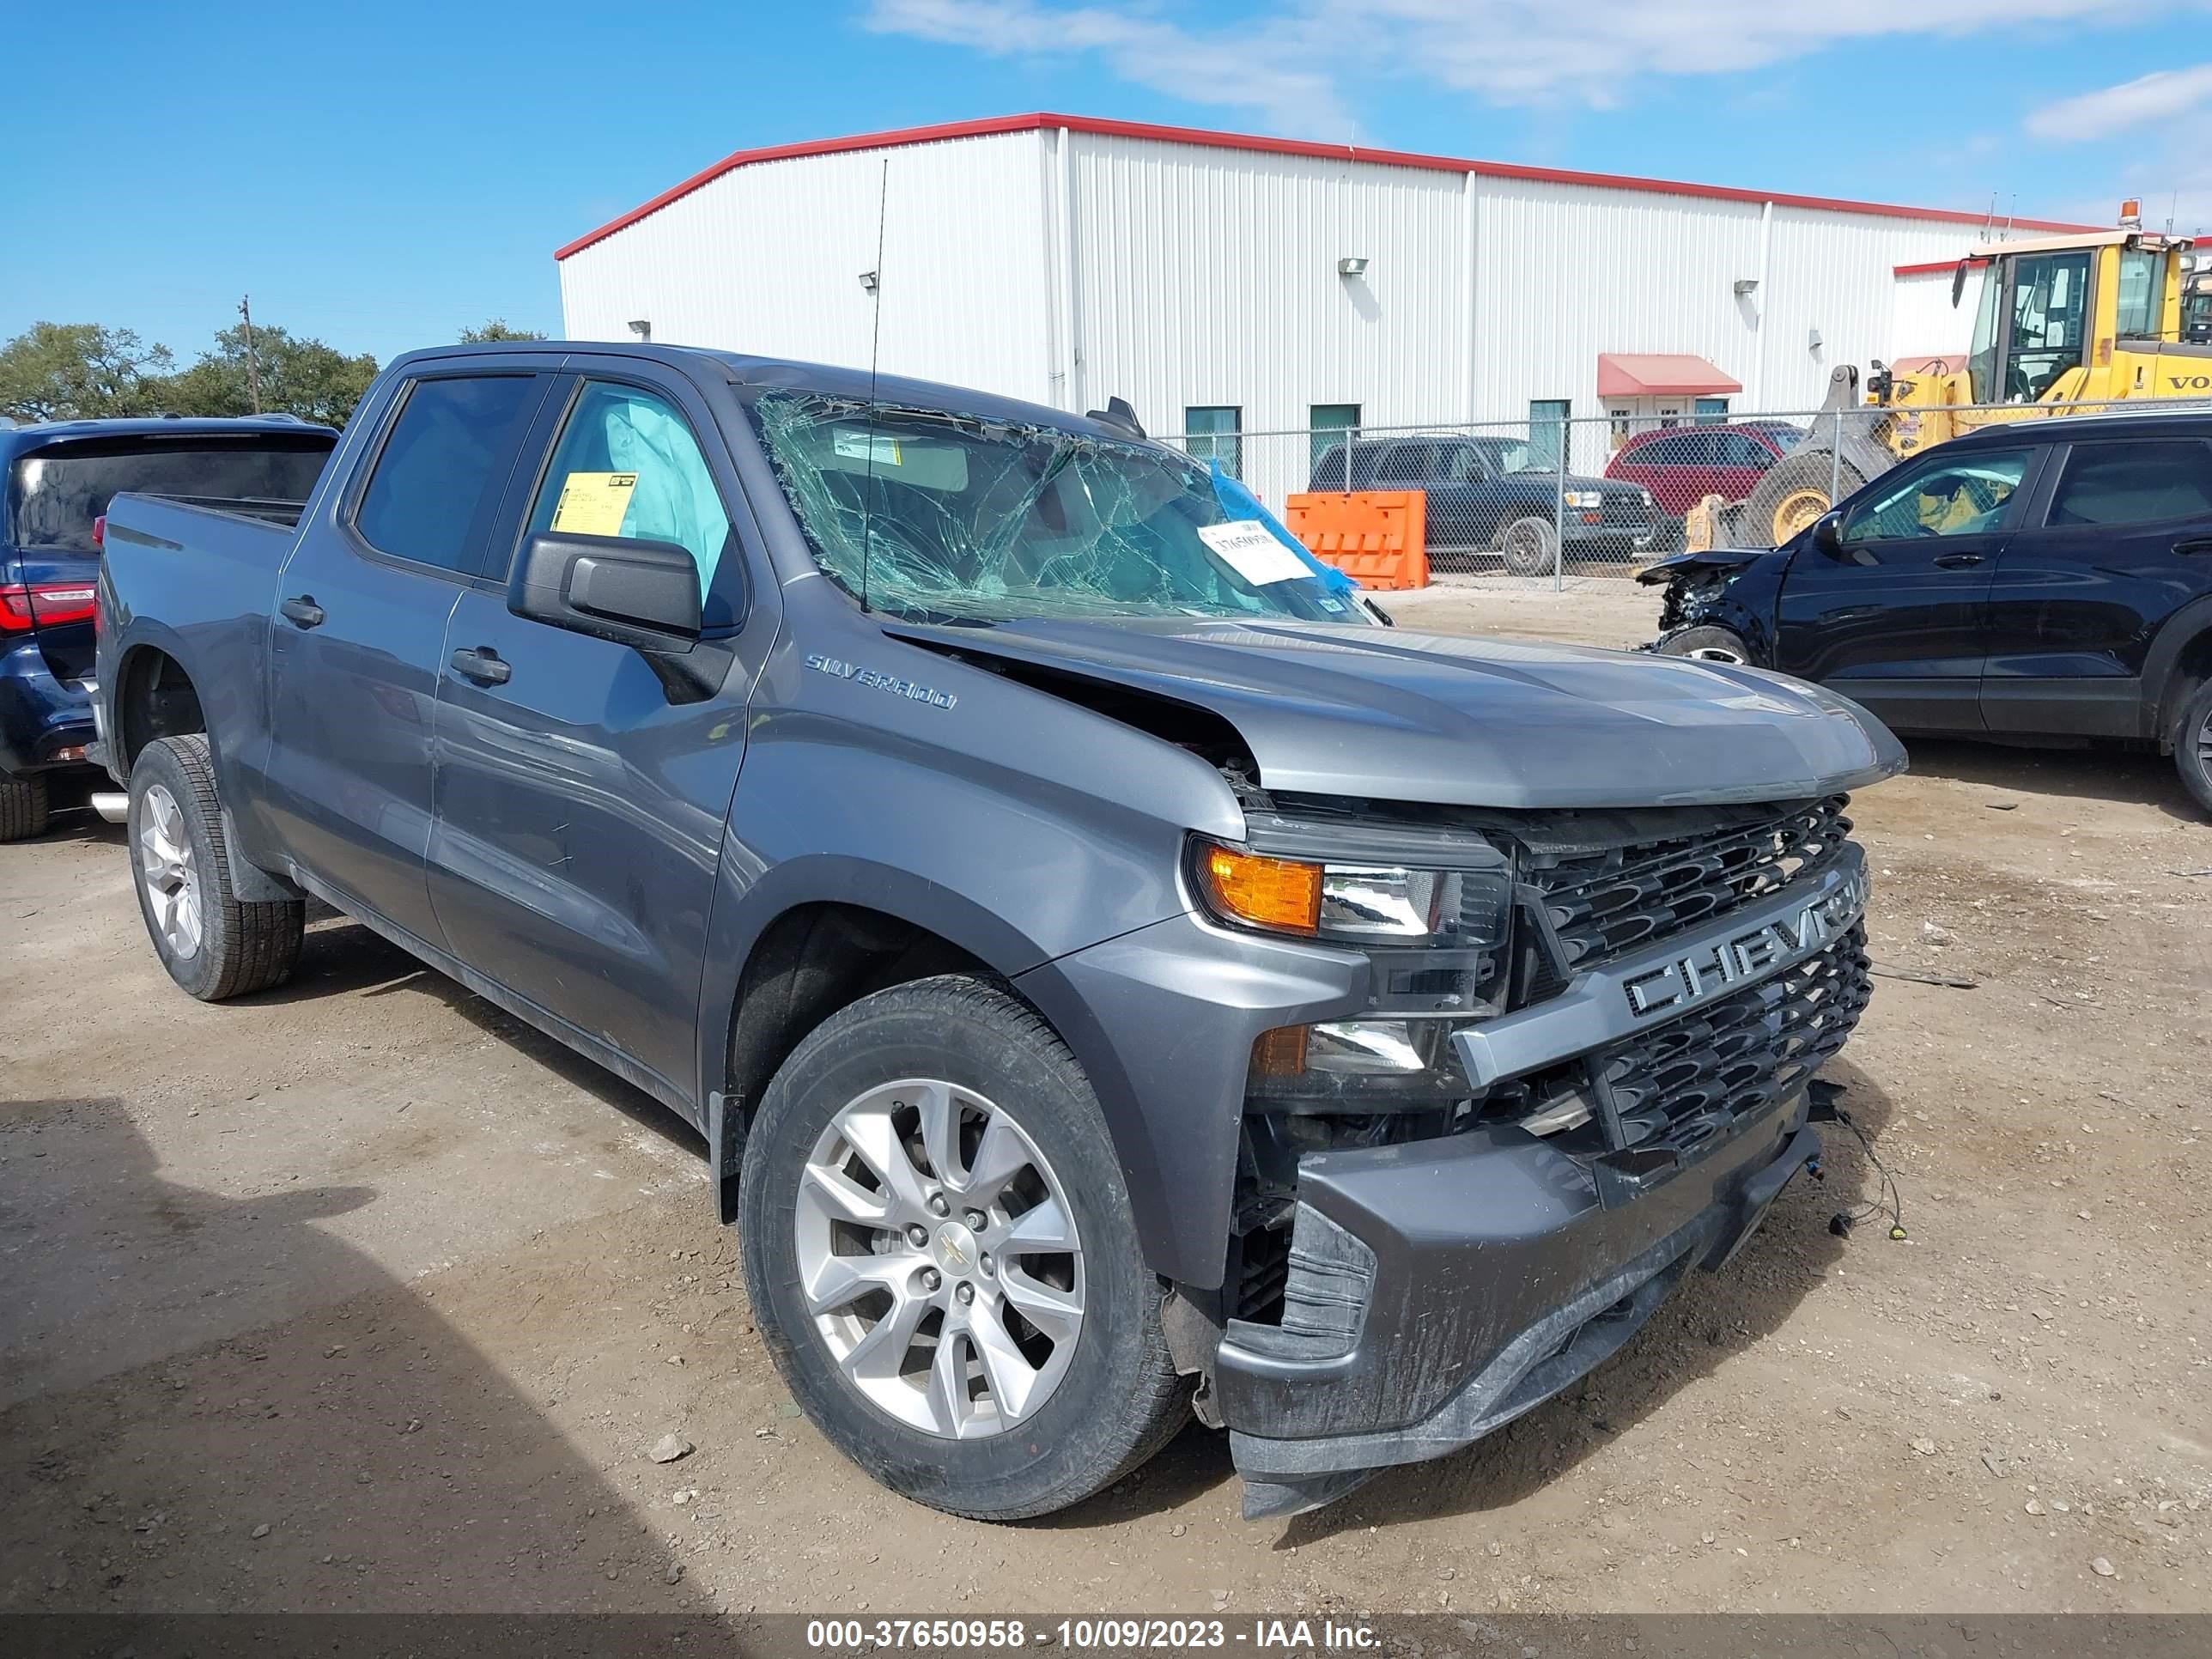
[{"left": 748, "top": 392, "right": 1360, "bottom": 626}]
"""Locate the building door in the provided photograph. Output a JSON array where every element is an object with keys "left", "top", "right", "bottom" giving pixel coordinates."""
[
  {"left": 1528, "top": 400, "right": 1571, "bottom": 471},
  {"left": 1310, "top": 404, "right": 1359, "bottom": 486}
]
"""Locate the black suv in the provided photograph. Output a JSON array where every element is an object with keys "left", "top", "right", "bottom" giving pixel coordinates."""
[
  {"left": 1641, "top": 412, "right": 2212, "bottom": 811},
  {"left": 1311, "top": 434, "right": 1656, "bottom": 575}
]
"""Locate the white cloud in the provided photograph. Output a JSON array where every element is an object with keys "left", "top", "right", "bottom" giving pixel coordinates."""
[
  {"left": 864, "top": 0, "right": 2181, "bottom": 130},
  {"left": 863, "top": 0, "right": 1355, "bottom": 137},
  {"left": 2026, "top": 63, "right": 2212, "bottom": 139}
]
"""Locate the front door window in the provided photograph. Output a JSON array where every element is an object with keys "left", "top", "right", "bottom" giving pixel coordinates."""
[{"left": 1841, "top": 450, "right": 2033, "bottom": 544}]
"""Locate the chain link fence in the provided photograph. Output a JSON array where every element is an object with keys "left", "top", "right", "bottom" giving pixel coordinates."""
[{"left": 1158, "top": 393, "right": 2193, "bottom": 590}]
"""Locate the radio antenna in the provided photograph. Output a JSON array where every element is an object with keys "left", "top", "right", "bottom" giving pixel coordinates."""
[{"left": 860, "top": 156, "right": 889, "bottom": 617}]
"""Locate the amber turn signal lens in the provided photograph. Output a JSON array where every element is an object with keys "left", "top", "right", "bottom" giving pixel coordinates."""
[
  {"left": 1249, "top": 1024, "right": 1310, "bottom": 1077},
  {"left": 1203, "top": 845, "right": 1322, "bottom": 935}
]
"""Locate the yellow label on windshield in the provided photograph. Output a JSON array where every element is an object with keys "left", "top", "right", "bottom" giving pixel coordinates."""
[{"left": 550, "top": 471, "right": 638, "bottom": 537}]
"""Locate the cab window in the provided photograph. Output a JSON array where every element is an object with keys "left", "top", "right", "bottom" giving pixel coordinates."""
[
  {"left": 1841, "top": 450, "right": 2033, "bottom": 544},
  {"left": 524, "top": 381, "right": 735, "bottom": 624},
  {"left": 2003, "top": 251, "right": 2091, "bottom": 402}
]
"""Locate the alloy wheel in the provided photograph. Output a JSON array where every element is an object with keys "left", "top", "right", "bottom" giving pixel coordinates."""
[
  {"left": 793, "top": 1078, "right": 1085, "bottom": 1439},
  {"left": 137, "top": 782, "right": 204, "bottom": 958}
]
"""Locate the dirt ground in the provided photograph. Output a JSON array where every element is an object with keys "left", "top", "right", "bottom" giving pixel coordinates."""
[{"left": 3, "top": 575, "right": 2208, "bottom": 1619}]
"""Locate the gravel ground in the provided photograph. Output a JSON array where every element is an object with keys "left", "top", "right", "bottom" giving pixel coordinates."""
[{"left": 3, "top": 577, "right": 2206, "bottom": 1616}]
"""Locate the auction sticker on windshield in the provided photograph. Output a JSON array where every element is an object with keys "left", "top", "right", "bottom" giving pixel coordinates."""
[
  {"left": 551, "top": 471, "right": 638, "bottom": 537},
  {"left": 1199, "top": 520, "right": 1311, "bottom": 586}
]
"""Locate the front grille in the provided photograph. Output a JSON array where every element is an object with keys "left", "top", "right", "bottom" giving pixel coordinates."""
[
  {"left": 1601, "top": 495, "right": 1653, "bottom": 529},
  {"left": 1597, "top": 924, "right": 1871, "bottom": 1163},
  {"left": 1524, "top": 796, "right": 1852, "bottom": 971}
]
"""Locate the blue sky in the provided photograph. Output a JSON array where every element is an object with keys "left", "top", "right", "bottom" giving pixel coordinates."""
[{"left": 6, "top": 0, "right": 2209, "bottom": 365}]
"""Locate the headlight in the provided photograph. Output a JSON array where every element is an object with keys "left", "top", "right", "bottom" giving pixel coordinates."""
[
  {"left": 1199, "top": 818, "right": 1518, "bottom": 1110},
  {"left": 1195, "top": 840, "right": 1511, "bottom": 950},
  {"left": 1565, "top": 489, "right": 1603, "bottom": 508}
]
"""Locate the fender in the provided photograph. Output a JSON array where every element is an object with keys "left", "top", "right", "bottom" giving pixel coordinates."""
[{"left": 2141, "top": 594, "right": 2212, "bottom": 743}]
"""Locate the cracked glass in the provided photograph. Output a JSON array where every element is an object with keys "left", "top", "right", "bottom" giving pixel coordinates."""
[{"left": 748, "top": 392, "right": 1358, "bottom": 626}]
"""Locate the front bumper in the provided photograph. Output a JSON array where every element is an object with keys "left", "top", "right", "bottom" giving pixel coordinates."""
[
  {"left": 1219, "top": 1103, "right": 1816, "bottom": 1518},
  {"left": 1216, "top": 848, "right": 1868, "bottom": 1518},
  {"left": 0, "top": 637, "right": 96, "bottom": 777}
]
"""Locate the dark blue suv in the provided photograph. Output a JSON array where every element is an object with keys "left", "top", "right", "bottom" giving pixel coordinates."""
[{"left": 1, "top": 416, "right": 336, "bottom": 837}]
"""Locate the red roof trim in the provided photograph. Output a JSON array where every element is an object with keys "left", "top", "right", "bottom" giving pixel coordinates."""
[
  {"left": 1894, "top": 256, "right": 1990, "bottom": 277},
  {"left": 555, "top": 112, "right": 2099, "bottom": 262}
]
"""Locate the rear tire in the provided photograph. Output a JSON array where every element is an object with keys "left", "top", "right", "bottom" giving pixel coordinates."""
[
  {"left": 1656, "top": 625, "right": 1753, "bottom": 665},
  {"left": 1743, "top": 451, "right": 1867, "bottom": 547},
  {"left": 2174, "top": 678, "right": 2212, "bottom": 817},
  {"left": 1498, "top": 515, "right": 1560, "bottom": 579},
  {"left": 127, "top": 735, "right": 305, "bottom": 1000},
  {"left": 0, "top": 773, "right": 50, "bottom": 842},
  {"left": 738, "top": 975, "right": 1188, "bottom": 1520}
]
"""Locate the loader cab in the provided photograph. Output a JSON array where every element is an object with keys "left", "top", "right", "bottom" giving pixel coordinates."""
[{"left": 1958, "top": 226, "right": 2194, "bottom": 406}]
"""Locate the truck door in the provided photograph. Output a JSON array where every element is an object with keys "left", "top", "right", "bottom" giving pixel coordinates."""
[
  {"left": 1983, "top": 434, "right": 2212, "bottom": 737},
  {"left": 427, "top": 368, "right": 773, "bottom": 1099},
  {"left": 1774, "top": 444, "right": 2040, "bottom": 733},
  {"left": 264, "top": 368, "right": 556, "bottom": 943}
]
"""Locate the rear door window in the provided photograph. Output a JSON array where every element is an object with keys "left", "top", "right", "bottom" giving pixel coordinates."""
[
  {"left": 1376, "top": 447, "right": 1432, "bottom": 484},
  {"left": 2046, "top": 439, "right": 2212, "bottom": 526},
  {"left": 10, "top": 438, "right": 334, "bottom": 551},
  {"left": 353, "top": 374, "right": 547, "bottom": 575}
]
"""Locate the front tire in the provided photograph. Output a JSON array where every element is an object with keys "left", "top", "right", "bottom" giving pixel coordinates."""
[
  {"left": 738, "top": 975, "right": 1188, "bottom": 1520},
  {"left": 1498, "top": 515, "right": 1560, "bottom": 578},
  {"left": 2174, "top": 678, "right": 2212, "bottom": 817},
  {"left": 127, "top": 735, "right": 305, "bottom": 1000},
  {"left": 0, "top": 772, "right": 50, "bottom": 841},
  {"left": 1656, "top": 625, "right": 1753, "bottom": 665}
]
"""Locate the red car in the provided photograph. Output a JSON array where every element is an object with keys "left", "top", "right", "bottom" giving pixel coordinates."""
[{"left": 1605, "top": 421, "right": 1805, "bottom": 516}]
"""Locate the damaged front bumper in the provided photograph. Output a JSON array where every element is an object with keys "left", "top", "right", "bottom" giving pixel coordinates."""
[{"left": 1215, "top": 849, "right": 1868, "bottom": 1519}]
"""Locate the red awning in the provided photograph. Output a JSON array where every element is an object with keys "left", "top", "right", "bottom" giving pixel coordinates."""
[{"left": 1596, "top": 353, "right": 1744, "bottom": 398}]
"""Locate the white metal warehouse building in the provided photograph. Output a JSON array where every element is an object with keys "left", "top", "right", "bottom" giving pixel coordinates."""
[{"left": 555, "top": 112, "right": 2088, "bottom": 501}]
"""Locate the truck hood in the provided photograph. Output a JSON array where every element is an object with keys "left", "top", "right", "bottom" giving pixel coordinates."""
[{"left": 893, "top": 617, "right": 1906, "bottom": 811}]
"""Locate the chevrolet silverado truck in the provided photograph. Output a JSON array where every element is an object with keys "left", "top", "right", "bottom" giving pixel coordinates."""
[{"left": 97, "top": 343, "right": 1903, "bottom": 1521}]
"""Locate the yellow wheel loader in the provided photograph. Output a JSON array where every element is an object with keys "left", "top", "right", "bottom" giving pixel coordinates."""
[{"left": 1688, "top": 222, "right": 2207, "bottom": 550}]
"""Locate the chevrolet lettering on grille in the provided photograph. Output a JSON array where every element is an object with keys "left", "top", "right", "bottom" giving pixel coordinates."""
[
  {"left": 1449, "top": 848, "right": 1870, "bottom": 1095},
  {"left": 1622, "top": 866, "right": 1869, "bottom": 1021}
]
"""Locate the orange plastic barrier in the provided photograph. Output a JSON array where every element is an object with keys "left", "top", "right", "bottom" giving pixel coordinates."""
[{"left": 1281, "top": 490, "right": 1429, "bottom": 591}]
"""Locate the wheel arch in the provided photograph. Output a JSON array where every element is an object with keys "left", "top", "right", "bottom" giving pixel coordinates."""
[
  {"left": 697, "top": 861, "right": 1106, "bottom": 1229},
  {"left": 112, "top": 635, "right": 209, "bottom": 775},
  {"left": 2142, "top": 598, "right": 2212, "bottom": 747}
]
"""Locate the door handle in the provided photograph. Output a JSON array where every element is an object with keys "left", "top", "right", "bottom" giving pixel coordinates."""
[
  {"left": 1932, "top": 552, "right": 1984, "bottom": 568},
  {"left": 2172, "top": 538, "right": 2212, "bottom": 556},
  {"left": 448, "top": 647, "right": 511, "bottom": 686},
  {"left": 278, "top": 595, "right": 325, "bottom": 629}
]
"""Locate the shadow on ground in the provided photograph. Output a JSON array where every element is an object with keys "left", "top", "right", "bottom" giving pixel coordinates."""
[
  {"left": 1899, "top": 736, "right": 2201, "bottom": 823},
  {"left": 0, "top": 1096, "right": 712, "bottom": 1613}
]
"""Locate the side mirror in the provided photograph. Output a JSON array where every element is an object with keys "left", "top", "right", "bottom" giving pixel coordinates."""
[
  {"left": 508, "top": 532, "right": 702, "bottom": 652},
  {"left": 1950, "top": 259, "right": 1970, "bottom": 308},
  {"left": 1809, "top": 511, "right": 1845, "bottom": 557}
]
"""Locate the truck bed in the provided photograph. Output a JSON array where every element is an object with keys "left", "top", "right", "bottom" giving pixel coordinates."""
[{"left": 97, "top": 492, "right": 309, "bottom": 790}]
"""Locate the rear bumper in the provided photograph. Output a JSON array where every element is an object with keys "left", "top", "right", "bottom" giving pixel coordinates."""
[
  {"left": 1219, "top": 1104, "right": 1817, "bottom": 1518},
  {"left": 0, "top": 638, "right": 95, "bottom": 777}
]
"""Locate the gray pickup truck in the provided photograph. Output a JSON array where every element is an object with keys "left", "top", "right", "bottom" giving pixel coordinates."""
[{"left": 95, "top": 343, "right": 1903, "bottom": 1522}]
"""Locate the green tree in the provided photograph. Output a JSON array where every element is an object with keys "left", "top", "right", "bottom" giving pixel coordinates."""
[
  {"left": 163, "top": 323, "right": 380, "bottom": 428},
  {"left": 459, "top": 319, "right": 547, "bottom": 343},
  {"left": 0, "top": 323, "right": 175, "bottom": 422}
]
